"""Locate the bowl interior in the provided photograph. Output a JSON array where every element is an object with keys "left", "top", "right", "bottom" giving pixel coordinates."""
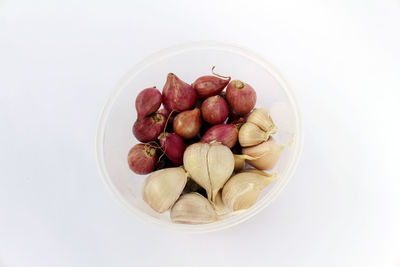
[{"left": 96, "top": 42, "right": 302, "bottom": 233}]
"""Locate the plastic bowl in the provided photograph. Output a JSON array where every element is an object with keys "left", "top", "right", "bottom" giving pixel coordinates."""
[{"left": 95, "top": 41, "right": 303, "bottom": 233}]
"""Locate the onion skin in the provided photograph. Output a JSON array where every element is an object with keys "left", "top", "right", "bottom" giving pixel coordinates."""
[
  {"left": 173, "top": 108, "right": 202, "bottom": 139},
  {"left": 226, "top": 80, "right": 256, "bottom": 115},
  {"left": 133, "top": 113, "right": 166, "bottom": 142},
  {"left": 158, "top": 108, "right": 171, "bottom": 118},
  {"left": 135, "top": 87, "right": 162, "bottom": 118},
  {"left": 158, "top": 108, "right": 176, "bottom": 129},
  {"left": 227, "top": 111, "right": 249, "bottom": 128},
  {"left": 193, "top": 75, "right": 230, "bottom": 98},
  {"left": 159, "top": 133, "right": 186, "bottom": 166},
  {"left": 201, "top": 95, "right": 229, "bottom": 124},
  {"left": 200, "top": 124, "right": 238, "bottom": 148},
  {"left": 162, "top": 73, "right": 197, "bottom": 112},
  {"left": 127, "top": 144, "right": 157, "bottom": 174}
]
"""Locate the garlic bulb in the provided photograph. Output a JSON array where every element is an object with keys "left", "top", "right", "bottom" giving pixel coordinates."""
[
  {"left": 238, "top": 122, "right": 269, "bottom": 147},
  {"left": 247, "top": 108, "right": 277, "bottom": 133},
  {"left": 222, "top": 169, "right": 277, "bottom": 211},
  {"left": 183, "top": 142, "right": 234, "bottom": 202},
  {"left": 233, "top": 154, "right": 257, "bottom": 171},
  {"left": 170, "top": 193, "right": 218, "bottom": 224},
  {"left": 242, "top": 137, "right": 282, "bottom": 170},
  {"left": 142, "top": 167, "right": 188, "bottom": 213}
]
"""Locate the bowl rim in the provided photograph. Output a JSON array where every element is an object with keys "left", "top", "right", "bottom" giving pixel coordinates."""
[{"left": 95, "top": 41, "right": 304, "bottom": 233}]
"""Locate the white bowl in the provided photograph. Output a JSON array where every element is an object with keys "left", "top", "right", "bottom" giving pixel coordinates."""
[{"left": 95, "top": 41, "right": 303, "bottom": 233}]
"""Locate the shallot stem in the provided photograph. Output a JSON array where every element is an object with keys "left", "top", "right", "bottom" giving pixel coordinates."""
[
  {"left": 163, "top": 110, "right": 174, "bottom": 134},
  {"left": 211, "top": 66, "right": 231, "bottom": 80},
  {"left": 157, "top": 152, "right": 165, "bottom": 163},
  {"left": 145, "top": 141, "right": 161, "bottom": 149}
]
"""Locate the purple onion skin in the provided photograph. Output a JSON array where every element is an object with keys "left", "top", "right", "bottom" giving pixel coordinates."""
[
  {"left": 162, "top": 73, "right": 197, "bottom": 112},
  {"left": 159, "top": 133, "right": 186, "bottom": 166},
  {"left": 135, "top": 87, "right": 162, "bottom": 118},
  {"left": 201, "top": 95, "right": 229, "bottom": 124},
  {"left": 193, "top": 75, "right": 230, "bottom": 98},
  {"left": 133, "top": 113, "right": 166, "bottom": 142},
  {"left": 200, "top": 124, "right": 238, "bottom": 148},
  {"left": 127, "top": 144, "right": 157, "bottom": 174},
  {"left": 226, "top": 80, "right": 256, "bottom": 116}
]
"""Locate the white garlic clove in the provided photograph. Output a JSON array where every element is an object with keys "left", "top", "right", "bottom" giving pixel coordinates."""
[
  {"left": 247, "top": 108, "right": 277, "bottom": 134},
  {"left": 170, "top": 193, "right": 218, "bottom": 224},
  {"left": 233, "top": 154, "right": 258, "bottom": 171},
  {"left": 213, "top": 190, "right": 230, "bottom": 216},
  {"left": 183, "top": 143, "right": 212, "bottom": 198},
  {"left": 222, "top": 170, "right": 277, "bottom": 211},
  {"left": 142, "top": 167, "right": 188, "bottom": 213},
  {"left": 242, "top": 137, "right": 282, "bottom": 170},
  {"left": 207, "top": 142, "right": 235, "bottom": 202},
  {"left": 238, "top": 122, "right": 269, "bottom": 147}
]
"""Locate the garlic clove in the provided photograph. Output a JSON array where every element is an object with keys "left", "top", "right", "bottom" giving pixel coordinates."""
[
  {"left": 238, "top": 122, "right": 269, "bottom": 147},
  {"left": 207, "top": 142, "right": 235, "bottom": 202},
  {"left": 233, "top": 154, "right": 258, "bottom": 171},
  {"left": 170, "top": 192, "right": 218, "bottom": 224},
  {"left": 242, "top": 137, "right": 282, "bottom": 170},
  {"left": 247, "top": 108, "right": 277, "bottom": 134},
  {"left": 142, "top": 167, "right": 188, "bottom": 213},
  {"left": 213, "top": 190, "right": 230, "bottom": 216},
  {"left": 222, "top": 170, "right": 277, "bottom": 211},
  {"left": 239, "top": 168, "right": 276, "bottom": 176},
  {"left": 183, "top": 143, "right": 212, "bottom": 198}
]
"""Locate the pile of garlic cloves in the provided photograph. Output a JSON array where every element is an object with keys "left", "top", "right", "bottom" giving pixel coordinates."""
[{"left": 141, "top": 107, "right": 284, "bottom": 224}]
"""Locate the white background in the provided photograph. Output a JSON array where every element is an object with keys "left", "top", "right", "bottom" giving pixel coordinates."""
[{"left": 1, "top": 0, "right": 400, "bottom": 266}]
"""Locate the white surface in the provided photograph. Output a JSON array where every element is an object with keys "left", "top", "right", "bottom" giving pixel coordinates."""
[{"left": 0, "top": 0, "right": 399, "bottom": 266}]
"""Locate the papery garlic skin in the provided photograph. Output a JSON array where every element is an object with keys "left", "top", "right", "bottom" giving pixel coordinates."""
[
  {"left": 247, "top": 108, "right": 277, "bottom": 133},
  {"left": 233, "top": 154, "right": 257, "bottom": 171},
  {"left": 207, "top": 143, "right": 235, "bottom": 201},
  {"left": 238, "top": 107, "right": 277, "bottom": 147},
  {"left": 213, "top": 191, "right": 230, "bottom": 216},
  {"left": 183, "top": 142, "right": 234, "bottom": 202},
  {"left": 242, "top": 137, "right": 282, "bottom": 170},
  {"left": 238, "top": 122, "right": 269, "bottom": 147},
  {"left": 222, "top": 170, "right": 276, "bottom": 211},
  {"left": 183, "top": 143, "right": 211, "bottom": 197},
  {"left": 142, "top": 167, "right": 188, "bottom": 213},
  {"left": 170, "top": 193, "right": 218, "bottom": 224}
]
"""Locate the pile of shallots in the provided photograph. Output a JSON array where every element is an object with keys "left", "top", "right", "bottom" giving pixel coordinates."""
[{"left": 127, "top": 67, "right": 284, "bottom": 224}]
